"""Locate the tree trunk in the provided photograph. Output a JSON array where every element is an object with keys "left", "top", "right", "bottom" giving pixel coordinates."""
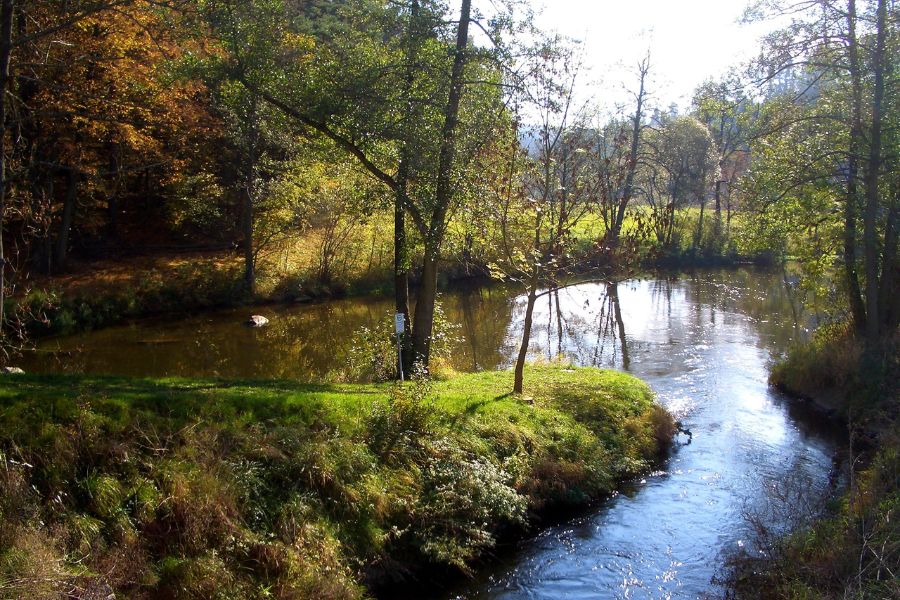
[
  {"left": 714, "top": 179, "right": 722, "bottom": 237},
  {"left": 554, "top": 287, "right": 563, "bottom": 356},
  {"left": 242, "top": 98, "right": 261, "bottom": 296},
  {"left": 609, "top": 282, "right": 629, "bottom": 370},
  {"left": 513, "top": 287, "right": 538, "bottom": 394},
  {"left": 878, "top": 183, "right": 898, "bottom": 331},
  {"left": 726, "top": 185, "right": 733, "bottom": 234},
  {"left": 612, "top": 57, "right": 648, "bottom": 243},
  {"left": 394, "top": 0, "right": 418, "bottom": 375},
  {"left": 412, "top": 249, "right": 439, "bottom": 367},
  {"left": 862, "top": 0, "right": 886, "bottom": 344},
  {"left": 54, "top": 168, "right": 77, "bottom": 270},
  {"left": 0, "top": 0, "right": 13, "bottom": 340},
  {"left": 695, "top": 196, "right": 705, "bottom": 251},
  {"left": 394, "top": 185, "right": 411, "bottom": 369},
  {"left": 410, "top": 0, "right": 471, "bottom": 368},
  {"left": 242, "top": 183, "right": 255, "bottom": 293},
  {"left": 106, "top": 146, "right": 120, "bottom": 242},
  {"left": 844, "top": 0, "right": 868, "bottom": 334}
]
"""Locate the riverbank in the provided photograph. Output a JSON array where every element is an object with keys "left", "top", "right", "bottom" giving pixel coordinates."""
[
  {"left": 16, "top": 243, "right": 772, "bottom": 344},
  {"left": 0, "top": 365, "right": 674, "bottom": 599},
  {"left": 725, "top": 326, "right": 899, "bottom": 599}
]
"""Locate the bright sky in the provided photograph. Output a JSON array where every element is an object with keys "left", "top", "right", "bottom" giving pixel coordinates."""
[{"left": 523, "top": 0, "right": 781, "bottom": 113}]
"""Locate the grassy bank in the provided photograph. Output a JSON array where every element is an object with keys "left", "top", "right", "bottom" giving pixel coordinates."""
[
  {"left": 726, "top": 326, "right": 899, "bottom": 599},
  {"left": 0, "top": 366, "right": 673, "bottom": 599}
]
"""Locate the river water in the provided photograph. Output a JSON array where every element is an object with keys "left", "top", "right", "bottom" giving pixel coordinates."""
[{"left": 23, "top": 268, "right": 842, "bottom": 599}]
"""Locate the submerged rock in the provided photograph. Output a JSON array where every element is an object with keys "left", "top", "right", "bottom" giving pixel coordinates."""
[
  {"left": 247, "top": 315, "right": 270, "bottom": 328},
  {"left": 1, "top": 367, "right": 25, "bottom": 374}
]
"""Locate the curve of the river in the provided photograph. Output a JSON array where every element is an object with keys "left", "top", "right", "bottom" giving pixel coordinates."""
[{"left": 23, "top": 268, "right": 843, "bottom": 599}]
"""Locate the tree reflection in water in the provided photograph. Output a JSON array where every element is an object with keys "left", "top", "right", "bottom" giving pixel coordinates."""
[{"left": 24, "top": 268, "right": 811, "bottom": 381}]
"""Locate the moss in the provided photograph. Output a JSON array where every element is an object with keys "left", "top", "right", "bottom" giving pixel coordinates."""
[{"left": 0, "top": 366, "right": 672, "bottom": 598}]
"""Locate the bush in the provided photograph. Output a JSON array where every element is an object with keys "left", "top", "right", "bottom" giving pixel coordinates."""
[{"left": 770, "top": 320, "right": 863, "bottom": 399}]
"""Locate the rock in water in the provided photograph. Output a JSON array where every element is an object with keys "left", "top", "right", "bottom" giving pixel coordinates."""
[
  {"left": 247, "top": 315, "right": 270, "bottom": 328},
  {"left": 1, "top": 367, "right": 24, "bottom": 374}
]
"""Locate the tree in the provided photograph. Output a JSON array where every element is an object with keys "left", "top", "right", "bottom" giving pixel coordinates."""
[
  {"left": 641, "top": 116, "right": 717, "bottom": 252},
  {"left": 482, "top": 37, "right": 595, "bottom": 394},
  {"left": 0, "top": 0, "right": 215, "bottom": 352},
  {"left": 743, "top": 0, "right": 899, "bottom": 344},
  {"left": 692, "top": 71, "right": 753, "bottom": 239},
  {"left": 198, "top": 0, "right": 513, "bottom": 369},
  {"left": 604, "top": 54, "right": 651, "bottom": 247}
]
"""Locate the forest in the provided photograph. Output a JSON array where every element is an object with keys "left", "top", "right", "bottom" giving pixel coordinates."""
[{"left": 0, "top": 0, "right": 897, "bottom": 599}]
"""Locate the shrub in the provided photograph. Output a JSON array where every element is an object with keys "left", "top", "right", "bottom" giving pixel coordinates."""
[
  {"left": 0, "top": 529, "right": 67, "bottom": 600},
  {"left": 366, "top": 376, "right": 435, "bottom": 462},
  {"left": 770, "top": 320, "right": 862, "bottom": 398}
]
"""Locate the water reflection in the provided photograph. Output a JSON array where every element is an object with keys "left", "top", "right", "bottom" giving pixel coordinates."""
[
  {"left": 24, "top": 268, "right": 811, "bottom": 383},
  {"left": 435, "top": 270, "right": 838, "bottom": 600}
]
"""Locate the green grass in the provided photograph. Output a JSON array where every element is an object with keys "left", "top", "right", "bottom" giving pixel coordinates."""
[{"left": 0, "top": 366, "right": 672, "bottom": 599}]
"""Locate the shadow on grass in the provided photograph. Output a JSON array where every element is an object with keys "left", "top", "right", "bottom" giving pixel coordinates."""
[{"left": 0, "top": 373, "right": 385, "bottom": 432}]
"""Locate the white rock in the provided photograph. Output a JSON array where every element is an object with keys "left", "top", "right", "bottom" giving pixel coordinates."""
[{"left": 247, "top": 315, "right": 270, "bottom": 328}]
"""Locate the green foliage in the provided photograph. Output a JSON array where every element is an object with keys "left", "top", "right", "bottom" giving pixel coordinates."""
[
  {"left": 166, "top": 172, "right": 229, "bottom": 235},
  {"left": 415, "top": 438, "right": 526, "bottom": 571},
  {"left": 346, "top": 300, "right": 459, "bottom": 382},
  {"left": 367, "top": 375, "right": 435, "bottom": 462}
]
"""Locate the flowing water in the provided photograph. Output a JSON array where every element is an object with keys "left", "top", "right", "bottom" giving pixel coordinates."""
[{"left": 22, "top": 268, "right": 842, "bottom": 599}]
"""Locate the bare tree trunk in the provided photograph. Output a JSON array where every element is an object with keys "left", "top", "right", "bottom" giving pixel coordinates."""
[
  {"left": 513, "top": 286, "right": 537, "bottom": 394},
  {"left": 862, "top": 0, "right": 887, "bottom": 344},
  {"left": 53, "top": 168, "right": 77, "bottom": 270},
  {"left": 845, "top": 0, "right": 868, "bottom": 334},
  {"left": 0, "top": 0, "right": 14, "bottom": 340},
  {"left": 554, "top": 287, "right": 563, "bottom": 357},
  {"left": 612, "top": 55, "right": 649, "bottom": 242},
  {"left": 411, "top": 0, "right": 471, "bottom": 368},
  {"left": 609, "top": 282, "right": 630, "bottom": 370},
  {"left": 695, "top": 196, "right": 706, "bottom": 251}
]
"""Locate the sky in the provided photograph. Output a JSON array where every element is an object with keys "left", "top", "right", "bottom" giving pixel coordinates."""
[{"left": 518, "top": 0, "right": 782, "bottom": 113}]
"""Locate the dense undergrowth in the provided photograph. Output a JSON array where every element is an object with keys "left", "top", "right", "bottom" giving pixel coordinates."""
[
  {"left": 0, "top": 366, "right": 673, "bottom": 599},
  {"left": 725, "top": 326, "right": 899, "bottom": 599}
]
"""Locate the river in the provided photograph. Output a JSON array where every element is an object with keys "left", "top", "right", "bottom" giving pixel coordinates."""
[{"left": 22, "top": 267, "right": 843, "bottom": 599}]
